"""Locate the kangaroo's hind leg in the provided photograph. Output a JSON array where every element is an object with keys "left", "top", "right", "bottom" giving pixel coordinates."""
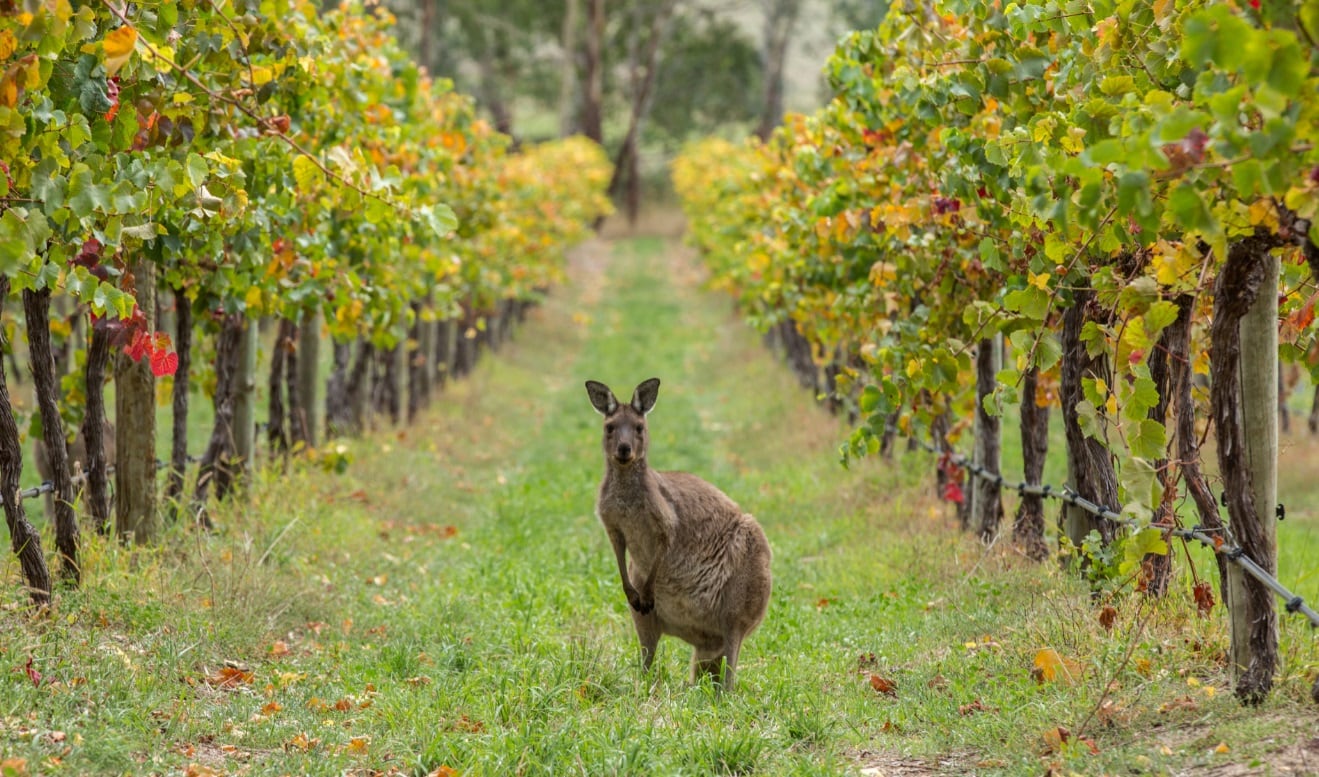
[
  {"left": 630, "top": 608, "right": 661, "bottom": 672},
  {"left": 691, "top": 635, "right": 742, "bottom": 691}
]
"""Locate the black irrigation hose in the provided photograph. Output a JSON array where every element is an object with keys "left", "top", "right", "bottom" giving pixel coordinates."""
[{"left": 920, "top": 435, "right": 1319, "bottom": 629}]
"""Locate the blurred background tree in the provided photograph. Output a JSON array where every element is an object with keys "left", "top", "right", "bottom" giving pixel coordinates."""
[{"left": 384, "top": 0, "right": 876, "bottom": 221}]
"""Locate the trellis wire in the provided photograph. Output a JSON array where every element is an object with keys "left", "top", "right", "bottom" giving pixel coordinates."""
[
  {"left": 915, "top": 435, "right": 1319, "bottom": 629},
  {"left": 16, "top": 456, "right": 204, "bottom": 502}
]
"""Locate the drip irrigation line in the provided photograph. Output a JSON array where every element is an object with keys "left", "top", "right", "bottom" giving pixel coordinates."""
[{"left": 914, "top": 433, "right": 1319, "bottom": 629}]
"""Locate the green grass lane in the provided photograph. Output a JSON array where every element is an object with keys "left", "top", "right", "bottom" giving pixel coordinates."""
[{"left": 1, "top": 235, "right": 1316, "bottom": 776}]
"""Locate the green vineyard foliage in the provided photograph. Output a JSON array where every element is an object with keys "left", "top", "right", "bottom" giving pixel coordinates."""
[
  {"left": 675, "top": 0, "right": 1319, "bottom": 520},
  {"left": 2, "top": 0, "right": 611, "bottom": 359}
]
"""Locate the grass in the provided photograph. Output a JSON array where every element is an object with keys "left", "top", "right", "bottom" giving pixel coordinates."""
[{"left": 1, "top": 233, "right": 1317, "bottom": 776}]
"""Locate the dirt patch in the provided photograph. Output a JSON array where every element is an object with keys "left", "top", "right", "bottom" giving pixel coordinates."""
[
  {"left": 598, "top": 207, "right": 688, "bottom": 240},
  {"left": 851, "top": 749, "right": 978, "bottom": 776},
  {"left": 565, "top": 236, "right": 613, "bottom": 308},
  {"left": 1180, "top": 735, "right": 1319, "bottom": 776}
]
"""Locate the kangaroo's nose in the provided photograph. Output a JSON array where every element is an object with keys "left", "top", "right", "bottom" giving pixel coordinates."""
[{"left": 617, "top": 443, "right": 633, "bottom": 460}]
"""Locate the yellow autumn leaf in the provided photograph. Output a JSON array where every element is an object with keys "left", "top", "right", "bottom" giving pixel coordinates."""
[
  {"left": 292, "top": 154, "right": 323, "bottom": 192},
  {"left": 249, "top": 65, "right": 274, "bottom": 86},
  {"left": 1247, "top": 199, "right": 1278, "bottom": 231},
  {"left": 103, "top": 25, "right": 137, "bottom": 75},
  {"left": 244, "top": 286, "right": 263, "bottom": 313},
  {"left": 1213, "top": 742, "right": 1230, "bottom": 754},
  {"left": 1033, "top": 648, "right": 1081, "bottom": 684},
  {"left": 1061, "top": 126, "right": 1086, "bottom": 154},
  {"left": 0, "top": 73, "right": 16, "bottom": 109},
  {"left": 869, "top": 261, "right": 896, "bottom": 286},
  {"left": 1028, "top": 270, "right": 1050, "bottom": 291},
  {"left": 346, "top": 736, "right": 369, "bottom": 755},
  {"left": 0, "top": 30, "right": 16, "bottom": 61}
]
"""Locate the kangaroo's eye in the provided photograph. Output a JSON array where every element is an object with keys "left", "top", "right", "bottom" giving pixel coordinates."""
[
  {"left": 605, "top": 423, "right": 615, "bottom": 434},
  {"left": 635, "top": 425, "right": 644, "bottom": 435}
]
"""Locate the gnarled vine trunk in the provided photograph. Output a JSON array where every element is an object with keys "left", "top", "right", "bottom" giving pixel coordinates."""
[
  {"left": 1059, "top": 287, "right": 1119, "bottom": 561},
  {"left": 971, "top": 336, "right": 1003, "bottom": 543},
  {"left": 296, "top": 309, "right": 320, "bottom": 447},
  {"left": 0, "top": 279, "right": 52, "bottom": 605},
  {"left": 1014, "top": 365, "right": 1049, "bottom": 561},
  {"left": 194, "top": 313, "right": 244, "bottom": 524},
  {"left": 23, "top": 287, "right": 79, "bottom": 582},
  {"left": 84, "top": 318, "right": 114, "bottom": 532}
]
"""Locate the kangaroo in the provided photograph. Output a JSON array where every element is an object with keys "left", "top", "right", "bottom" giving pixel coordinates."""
[{"left": 586, "top": 377, "right": 771, "bottom": 690}]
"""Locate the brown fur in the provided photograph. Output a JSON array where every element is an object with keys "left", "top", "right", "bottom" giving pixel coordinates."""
[{"left": 586, "top": 378, "right": 771, "bottom": 690}]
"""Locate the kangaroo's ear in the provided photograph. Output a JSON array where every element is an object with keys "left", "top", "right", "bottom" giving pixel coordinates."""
[
  {"left": 585, "top": 381, "right": 619, "bottom": 416},
  {"left": 632, "top": 378, "right": 661, "bottom": 415}
]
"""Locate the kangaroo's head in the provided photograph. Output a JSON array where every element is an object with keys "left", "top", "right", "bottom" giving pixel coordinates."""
[{"left": 585, "top": 378, "right": 660, "bottom": 468}]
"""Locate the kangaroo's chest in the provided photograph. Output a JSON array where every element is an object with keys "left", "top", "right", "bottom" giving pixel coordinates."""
[{"left": 598, "top": 492, "right": 675, "bottom": 569}]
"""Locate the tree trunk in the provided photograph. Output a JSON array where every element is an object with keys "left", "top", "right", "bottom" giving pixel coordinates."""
[
  {"left": 1212, "top": 234, "right": 1280, "bottom": 705},
  {"left": 114, "top": 259, "right": 158, "bottom": 545},
  {"left": 408, "top": 301, "right": 425, "bottom": 423},
  {"left": 195, "top": 314, "right": 243, "bottom": 519},
  {"left": 1014, "top": 365, "right": 1049, "bottom": 561},
  {"left": 1144, "top": 308, "right": 1176, "bottom": 596},
  {"left": 1166, "top": 293, "right": 1228, "bottom": 592},
  {"left": 454, "top": 311, "right": 476, "bottom": 379},
  {"left": 606, "top": 0, "right": 678, "bottom": 222},
  {"left": 0, "top": 279, "right": 52, "bottom": 606},
  {"left": 559, "top": 0, "right": 581, "bottom": 137},
  {"left": 165, "top": 292, "right": 192, "bottom": 515},
  {"left": 754, "top": 0, "right": 799, "bottom": 141},
  {"left": 297, "top": 309, "right": 319, "bottom": 447},
  {"left": 22, "top": 287, "right": 79, "bottom": 582},
  {"left": 1309, "top": 383, "right": 1319, "bottom": 435},
  {"left": 580, "top": 0, "right": 605, "bottom": 145},
  {"left": 346, "top": 338, "right": 374, "bottom": 435},
  {"left": 418, "top": 0, "right": 437, "bottom": 72},
  {"left": 1059, "top": 287, "right": 1119, "bottom": 561},
  {"left": 972, "top": 336, "right": 1003, "bottom": 542},
  {"left": 84, "top": 319, "right": 114, "bottom": 533},
  {"left": 268, "top": 318, "right": 292, "bottom": 456},
  {"left": 385, "top": 343, "right": 403, "bottom": 425},
  {"left": 435, "top": 318, "right": 456, "bottom": 390},
  {"left": 232, "top": 316, "right": 259, "bottom": 484},
  {"left": 326, "top": 340, "right": 351, "bottom": 439}
]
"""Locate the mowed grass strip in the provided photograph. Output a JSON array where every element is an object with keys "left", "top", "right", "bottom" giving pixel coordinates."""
[{"left": 1, "top": 235, "right": 1317, "bottom": 776}]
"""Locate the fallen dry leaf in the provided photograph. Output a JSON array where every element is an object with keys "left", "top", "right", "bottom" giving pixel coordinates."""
[
  {"left": 869, "top": 674, "right": 897, "bottom": 696},
  {"left": 268, "top": 641, "right": 291, "bottom": 658},
  {"left": 1098, "top": 606, "right": 1117, "bottom": 632},
  {"left": 204, "top": 666, "right": 254, "bottom": 688},
  {"left": 1193, "top": 581, "right": 1215, "bottom": 617},
  {"left": 1032, "top": 648, "right": 1082, "bottom": 685},
  {"left": 346, "top": 736, "right": 369, "bottom": 755},
  {"left": 285, "top": 732, "right": 318, "bottom": 752},
  {"left": 959, "top": 699, "right": 987, "bottom": 716},
  {"left": 1158, "top": 696, "right": 1199, "bottom": 714}
]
